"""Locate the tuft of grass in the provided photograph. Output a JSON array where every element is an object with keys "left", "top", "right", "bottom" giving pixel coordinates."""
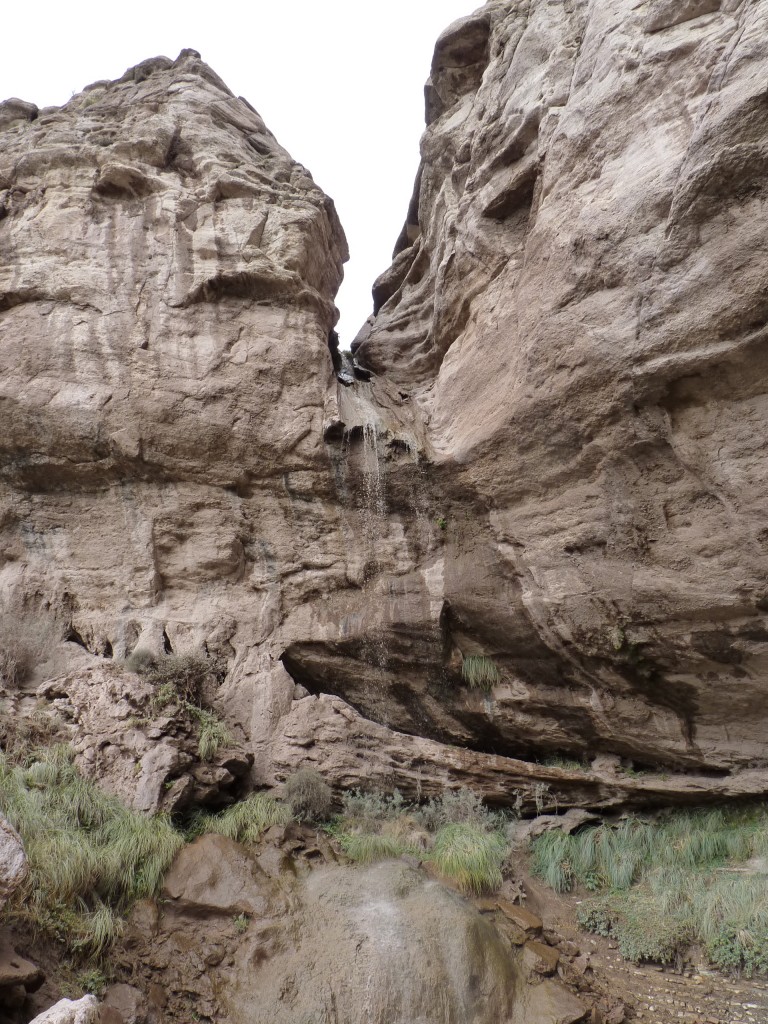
[
  {"left": 0, "top": 745, "right": 184, "bottom": 958},
  {"left": 339, "top": 832, "right": 419, "bottom": 864},
  {"left": 429, "top": 823, "right": 507, "bottom": 895},
  {"left": 73, "top": 901, "right": 124, "bottom": 956},
  {"left": 461, "top": 655, "right": 500, "bottom": 690},
  {"left": 531, "top": 805, "right": 768, "bottom": 975},
  {"left": 184, "top": 705, "right": 232, "bottom": 761},
  {"left": 192, "top": 792, "right": 292, "bottom": 844}
]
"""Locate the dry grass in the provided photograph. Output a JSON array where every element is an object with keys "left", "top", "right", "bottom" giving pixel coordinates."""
[
  {"left": 531, "top": 805, "right": 768, "bottom": 974},
  {"left": 0, "top": 744, "right": 184, "bottom": 957},
  {"left": 461, "top": 655, "right": 500, "bottom": 690},
  {"left": 284, "top": 768, "right": 333, "bottom": 822}
]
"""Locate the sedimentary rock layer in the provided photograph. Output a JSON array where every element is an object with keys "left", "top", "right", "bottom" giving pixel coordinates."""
[
  {"left": 2, "top": 3, "right": 768, "bottom": 807},
  {"left": 349, "top": 0, "right": 768, "bottom": 780}
]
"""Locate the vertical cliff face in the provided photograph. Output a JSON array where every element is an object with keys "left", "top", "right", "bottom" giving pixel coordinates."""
[
  {"left": 0, "top": 51, "right": 352, "bottom": 801},
  {"left": 348, "top": 0, "right": 768, "bottom": 780},
  {"left": 2, "top": 3, "right": 768, "bottom": 817}
]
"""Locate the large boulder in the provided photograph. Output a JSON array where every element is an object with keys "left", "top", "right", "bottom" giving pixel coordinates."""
[{"left": 27, "top": 996, "right": 98, "bottom": 1024}]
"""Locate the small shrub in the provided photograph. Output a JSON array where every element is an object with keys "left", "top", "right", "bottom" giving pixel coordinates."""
[
  {"left": 233, "top": 913, "right": 250, "bottom": 934},
  {"left": 142, "top": 653, "right": 213, "bottom": 706},
  {"left": 126, "top": 651, "right": 231, "bottom": 760},
  {"left": 123, "top": 647, "right": 158, "bottom": 674},
  {"left": 152, "top": 682, "right": 176, "bottom": 711},
  {"left": 341, "top": 788, "right": 405, "bottom": 828},
  {"left": 284, "top": 768, "right": 332, "bottom": 822},
  {"left": 461, "top": 655, "right": 500, "bottom": 690},
  {"left": 708, "top": 927, "right": 768, "bottom": 978},
  {"left": 414, "top": 788, "right": 501, "bottom": 832},
  {"left": 429, "top": 822, "right": 506, "bottom": 895},
  {"left": 193, "top": 792, "right": 292, "bottom": 843},
  {"left": 74, "top": 966, "right": 110, "bottom": 996},
  {"left": 0, "top": 700, "right": 61, "bottom": 758}
]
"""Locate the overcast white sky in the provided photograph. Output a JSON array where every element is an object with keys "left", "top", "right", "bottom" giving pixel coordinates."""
[{"left": 1, "top": 0, "right": 475, "bottom": 343}]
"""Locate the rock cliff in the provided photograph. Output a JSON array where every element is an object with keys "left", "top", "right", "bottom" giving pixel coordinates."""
[
  {"left": 2, "top": 3, "right": 768, "bottom": 1022},
  {"left": 348, "top": 0, "right": 768, "bottom": 786},
  {"left": 2, "top": 4, "right": 767, "bottom": 814}
]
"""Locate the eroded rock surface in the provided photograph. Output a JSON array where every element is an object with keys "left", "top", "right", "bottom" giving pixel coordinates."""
[
  {"left": 348, "top": 0, "right": 768, "bottom": 780},
  {"left": 2, "top": 4, "right": 768, "bottom": 820},
  {"left": 128, "top": 837, "right": 586, "bottom": 1024},
  {"left": 0, "top": 817, "right": 25, "bottom": 909}
]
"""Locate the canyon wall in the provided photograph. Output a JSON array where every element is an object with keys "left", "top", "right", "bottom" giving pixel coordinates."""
[
  {"left": 351, "top": 0, "right": 768, "bottom": 781},
  {"left": 1, "top": 0, "right": 768, "bottom": 815}
]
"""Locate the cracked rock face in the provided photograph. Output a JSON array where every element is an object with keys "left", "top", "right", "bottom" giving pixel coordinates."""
[
  {"left": 350, "top": 0, "right": 768, "bottom": 780},
  {"left": 2, "top": 3, "right": 768, "bottom": 811}
]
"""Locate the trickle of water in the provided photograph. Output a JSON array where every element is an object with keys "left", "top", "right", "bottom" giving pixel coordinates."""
[
  {"left": 361, "top": 421, "right": 387, "bottom": 554},
  {"left": 223, "top": 862, "right": 520, "bottom": 1024}
]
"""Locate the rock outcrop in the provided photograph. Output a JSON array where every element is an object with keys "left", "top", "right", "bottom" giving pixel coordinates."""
[
  {"left": 347, "top": 0, "right": 768, "bottom": 782},
  {"left": 124, "top": 835, "right": 587, "bottom": 1024},
  {"left": 0, "top": 817, "right": 25, "bottom": 909},
  {"left": 2, "top": 4, "right": 768, "bottom": 814},
  {"left": 27, "top": 997, "right": 98, "bottom": 1024}
]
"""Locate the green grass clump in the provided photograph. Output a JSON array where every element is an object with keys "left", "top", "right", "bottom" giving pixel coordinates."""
[
  {"left": 185, "top": 705, "right": 232, "bottom": 761},
  {"left": 328, "top": 786, "right": 511, "bottom": 893},
  {"left": 0, "top": 745, "right": 184, "bottom": 957},
  {"left": 339, "top": 832, "right": 420, "bottom": 864},
  {"left": 531, "top": 805, "right": 768, "bottom": 975},
  {"left": 461, "top": 655, "right": 500, "bottom": 690},
  {"left": 192, "top": 792, "right": 292, "bottom": 843},
  {"left": 428, "top": 822, "right": 507, "bottom": 895}
]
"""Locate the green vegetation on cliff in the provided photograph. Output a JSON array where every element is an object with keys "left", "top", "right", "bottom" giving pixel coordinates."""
[
  {"left": 0, "top": 744, "right": 184, "bottom": 956},
  {"left": 330, "top": 786, "right": 510, "bottom": 895}
]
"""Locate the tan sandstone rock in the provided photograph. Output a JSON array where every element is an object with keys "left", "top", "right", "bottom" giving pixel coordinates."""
[
  {"left": 3, "top": 4, "right": 768, "bottom": 811},
  {"left": 0, "top": 815, "right": 26, "bottom": 907},
  {"left": 349, "top": 0, "right": 768, "bottom": 781}
]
